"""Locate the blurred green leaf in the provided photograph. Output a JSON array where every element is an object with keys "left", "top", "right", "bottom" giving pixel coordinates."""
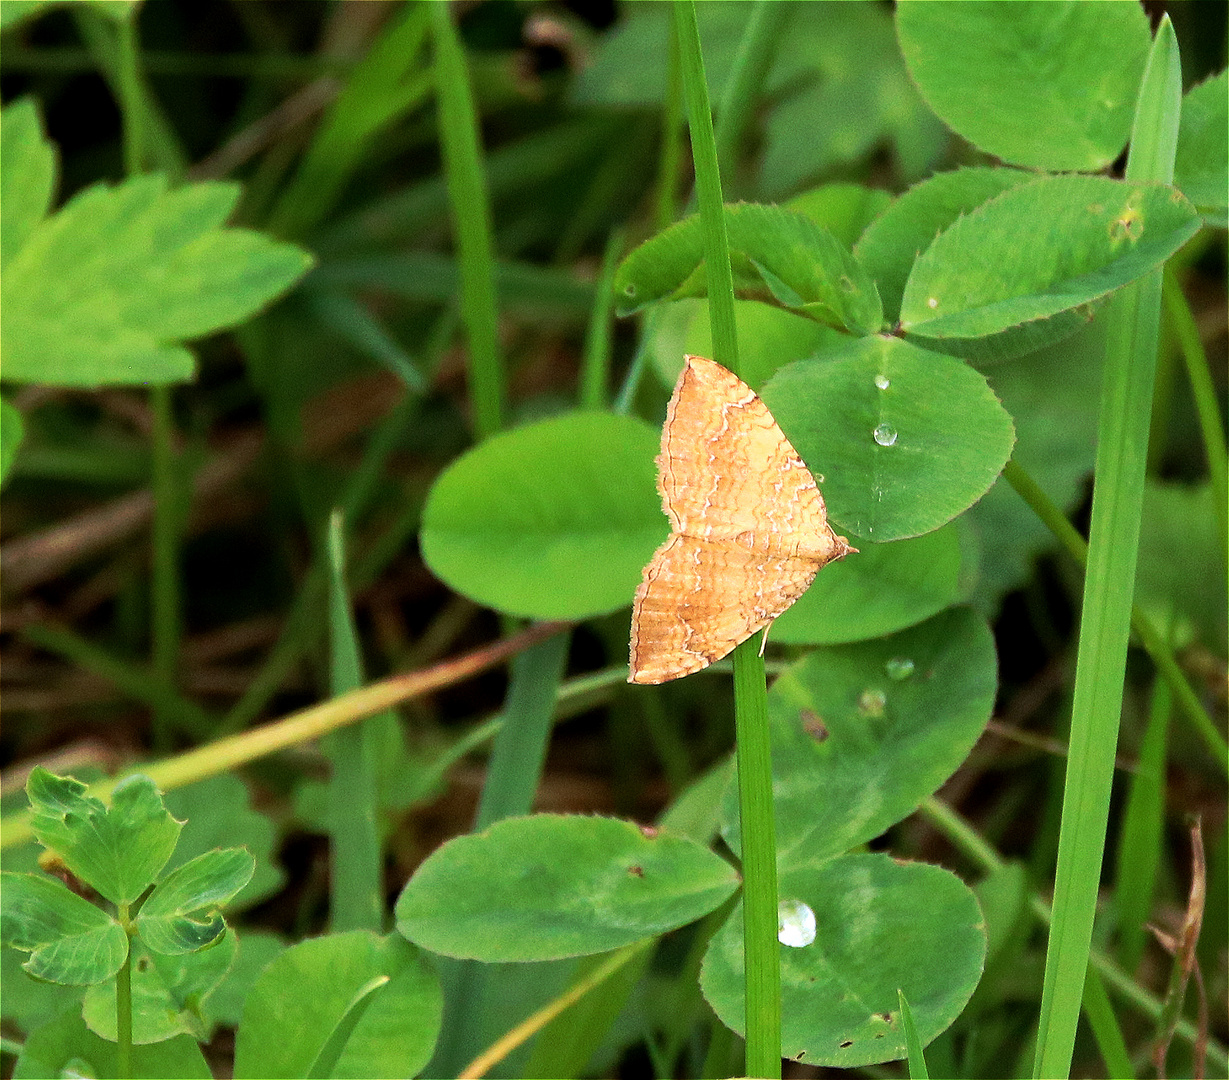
[
  {"left": 968, "top": 322, "right": 1103, "bottom": 613},
  {"left": 308, "top": 252, "right": 594, "bottom": 325},
  {"left": 786, "top": 183, "right": 894, "bottom": 249},
  {"left": 617, "top": 203, "right": 883, "bottom": 334},
  {"left": 395, "top": 814, "right": 741, "bottom": 961},
  {"left": 420, "top": 411, "right": 664, "bottom": 619},
  {"left": 2, "top": 174, "right": 313, "bottom": 387},
  {"left": 0, "top": 397, "right": 24, "bottom": 487},
  {"left": 725, "top": 607, "right": 997, "bottom": 864},
  {"left": 26, "top": 769, "right": 181, "bottom": 905},
  {"left": 973, "top": 862, "right": 1030, "bottom": 970},
  {"left": 1135, "top": 481, "right": 1226, "bottom": 651},
  {"left": 762, "top": 3, "right": 940, "bottom": 195},
  {"left": 1, "top": 944, "right": 83, "bottom": 1028},
  {"left": 701, "top": 854, "right": 985, "bottom": 1067},
  {"left": 654, "top": 297, "right": 843, "bottom": 392},
  {"left": 0, "top": 871, "right": 127, "bottom": 986},
  {"left": 900, "top": 176, "right": 1200, "bottom": 361},
  {"left": 0, "top": 1, "right": 55, "bottom": 32},
  {"left": 570, "top": 4, "right": 746, "bottom": 107},
  {"left": 855, "top": 166, "right": 1034, "bottom": 323},
  {"left": 896, "top": 1, "right": 1151, "bottom": 171},
  {"left": 0, "top": 98, "right": 56, "bottom": 269},
  {"left": 1174, "top": 69, "right": 1228, "bottom": 225},
  {"left": 163, "top": 775, "right": 284, "bottom": 912},
  {"left": 205, "top": 930, "right": 286, "bottom": 1028},
  {"left": 233, "top": 931, "right": 441, "bottom": 1080},
  {"left": 762, "top": 337, "right": 1016, "bottom": 541},
  {"left": 13, "top": 1011, "right": 211, "bottom": 1079}
]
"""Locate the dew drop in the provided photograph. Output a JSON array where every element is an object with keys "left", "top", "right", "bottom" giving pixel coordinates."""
[
  {"left": 777, "top": 899, "right": 817, "bottom": 947},
  {"left": 872, "top": 423, "right": 897, "bottom": 447},
  {"left": 885, "top": 656, "right": 915, "bottom": 681},
  {"left": 874, "top": 374, "right": 890, "bottom": 390},
  {"left": 858, "top": 688, "right": 887, "bottom": 718}
]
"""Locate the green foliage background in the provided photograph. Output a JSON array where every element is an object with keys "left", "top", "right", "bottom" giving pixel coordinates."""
[{"left": 0, "top": 2, "right": 1224, "bottom": 1079}]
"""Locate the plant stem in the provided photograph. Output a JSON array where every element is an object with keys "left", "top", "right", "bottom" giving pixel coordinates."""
[
  {"left": 674, "top": 1, "right": 738, "bottom": 374},
  {"left": 149, "top": 385, "right": 180, "bottom": 753},
  {"left": 579, "top": 227, "right": 626, "bottom": 410},
  {"left": 114, "top": 12, "right": 145, "bottom": 174},
  {"left": 731, "top": 639, "right": 782, "bottom": 1078},
  {"left": 111, "top": 6, "right": 183, "bottom": 756},
  {"left": 673, "top": 3, "right": 780, "bottom": 1073},
  {"left": 116, "top": 925, "right": 133, "bottom": 1079},
  {"left": 1033, "top": 24, "right": 1183, "bottom": 1076}
]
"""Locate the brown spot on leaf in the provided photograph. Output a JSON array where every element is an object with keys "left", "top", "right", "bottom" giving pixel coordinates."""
[{"left": 801, "top": 708, "right": 828, "bottom": 741}]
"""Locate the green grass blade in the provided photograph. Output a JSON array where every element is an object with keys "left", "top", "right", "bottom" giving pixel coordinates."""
[
  {"left": 729, "top": 639, "right": 781, "bottom": 1079},
  {"left": 1113, "top": 675, "right": 1171, "bottom": 972},
  {"left": 430, "top": 0, "right": 504, "bottom": 439},
  {"left": 654, "top": 27, "right": 683, "bottom": 232},
  {"left": 72, "top": 7, "right": 186, "bottom": 177},
  {"left": 898, "top": 989, "right": 929, "bottom": 1079},
  {"left": 304, "top": 290, "right": 429, "bottom": 394},
  {"left": 324, "top": 511, "right": 384, "bottom": 933},
  {"left": 433, "top": 630, "right": 570, "bottom": 1074},
  {"left": 473, "top": 631, "right": 571, "bottom": 830},
  {"left": 316, "top": 116, "right": 623, "bottom": 253},
  {"left": 105, "top": 8, "right": 185, "bottom": 756},
  {"left": 268, "top": 5, "right": 430, "bottom": 239},
  {"left": 1082, "top": 961, "right": 1135, "bottom": 1078},
  {"left": 713, "top": 0, "right": 789, "bottom": 193},
  {"left": 1034, "top": 21, "right": 1183, "bottom": 1076}
]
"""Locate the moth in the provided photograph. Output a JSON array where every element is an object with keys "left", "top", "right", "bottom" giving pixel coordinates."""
[{"left": 628, "top": 355, "right": 854, "bottom": 684}]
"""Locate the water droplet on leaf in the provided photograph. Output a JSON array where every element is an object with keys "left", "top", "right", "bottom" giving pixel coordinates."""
[
  {"left": 873, "top": 423, "right": 897, "bottom": 447},
  {"left": 778, "top": 899, "right": 817, "bottom": 947},
  {"left": 874, "top": 375, "right": 890, "bottom": 390},
  {"left": 885, "top": 657, "right": 914, "bottom": 680},
  {"left": 858, "top": 688, "right": 887, "bottom": 717}
]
